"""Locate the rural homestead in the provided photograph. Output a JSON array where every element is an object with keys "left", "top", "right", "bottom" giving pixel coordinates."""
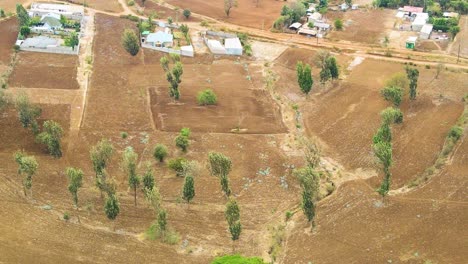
[{"left": 0, "top": 0, "right": 466, "bottom": 263}]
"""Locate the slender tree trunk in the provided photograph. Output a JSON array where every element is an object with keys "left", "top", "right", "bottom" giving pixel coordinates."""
[{"left": 134, "top": 186, "right": 137, "bottom": 206}]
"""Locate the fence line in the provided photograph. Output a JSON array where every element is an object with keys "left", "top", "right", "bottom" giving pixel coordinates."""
[{"left": 141, "top": 44, "right": 194, "bottom": 57}]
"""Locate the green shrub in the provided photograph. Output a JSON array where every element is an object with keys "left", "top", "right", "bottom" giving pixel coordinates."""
[
  {"left": 153, "top": 143, "right": 168, "bottom": 162},
  {"left": 448, "top": 126, "right": 463, "bottom": 142},
  {"left": 180, "top": 127, "right": 190, "bottom": 138},
  {"left": 120, "top": 132, "right": 128, "bottom": 139},
  {"left": 63, "top": 212, "right": 70, "bottom": 221},
  {"left": 127, "top": 0, "right": 135, "bottom": 6},
  {"left": 200, "top": 20, "right": 209, "bottom": 27},
  {"left": 211, "top": 254, "right": 266, "bottom": 264},
  {"left": 167, "top": 157, "right": 187, "bottom": 176},
  {"left": 285, "top": 211, "right": 293, "bottom": 221},
  {"left": 197, "top": 89, "right": 217, "bottom": 105},
  {"left": 334, "top": 19, "right": 343, "bottom": 30}
]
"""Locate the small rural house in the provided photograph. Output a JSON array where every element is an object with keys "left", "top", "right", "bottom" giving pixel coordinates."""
[
  {"left": 298, "top": 27, "right": 317, "bottom": 36},
  {"left": 307, "top": 12, "right": 322, "bottom": 23},
  {"left": 406, "top": 36, "right": 417, "bottom": 49},
  {"left": 419, "top": 24, "right": 433, "bottom": 39},
  {"left": 146, "top": 30, "right": 174, "bottom": 47},
  {"left": 30, "top": 13, "right": 63, "bottom": 33},
  {"left": 225, "top": 38, "right": 243, "bottom": 56},
  {"left": 411, "top": 13, "right": 429, "bottom": 31},
  {"left": 29, "top": 2, "right": 84, "bottom": 20},
  {"left": 315, "top": 22, "right": 331, "bottom": 31},
  {"left": 340, "top": 3, "right": 349, "bottom": 11},
  {"left": 289, "top": 22, "right": 302, "bottom": 31},
  {"left": 206, "top": 39, "right": 227, "bottom": 54},
  {"left": 402, "top": 6, "right": 423, "bottom": 16}
]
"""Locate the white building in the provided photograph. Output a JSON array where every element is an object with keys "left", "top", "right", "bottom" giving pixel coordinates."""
[
  {"left": 411, "top": 13, "right": 429, "bottom": 31},
  {"left": 146, "top": 31, "right": 174, "bottom": 47},
  {"left": 206, "top": 39, "right": 227, "bottom": 54},
  {"left": 29, "top": 2, "right": 84, "bottom": 20},
  {"left": 419, "top": 24, "right": 433, "bottom": 39},
  {"left": 225, "top": 38, "right": 243, "bottom": 56}
]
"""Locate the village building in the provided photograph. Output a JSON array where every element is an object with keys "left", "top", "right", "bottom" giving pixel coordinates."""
[
  {"left": 307, "top": 12, "right": 322, "bottom": 23},
  {"left": 289, "top": 22, "right": 302, "bottom": 31},
  {"left": 145, "top": 30, "right": 174, "bottom": 47},
  {"left": 419, "top": 24, "right": 433, "bottom": 40},
  {"left": 225, "top": 38, "right": 243, "bottom": 56},
  {"left": 411, "top": 13, "right": 429, "bottom": 31},
  {"left": 406, "top": 36, "right": 417, "bottom": 49},
  {"left": 29, "top": 2, "right": 84, "bottom": 20}
]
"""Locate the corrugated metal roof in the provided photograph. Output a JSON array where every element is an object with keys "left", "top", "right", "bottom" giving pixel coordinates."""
[{"left": 147, "top": 31, "right": 173, "bottom": 43}]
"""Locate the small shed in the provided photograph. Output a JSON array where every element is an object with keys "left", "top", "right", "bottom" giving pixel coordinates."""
[
  {"left": 406, "top": 36, "right": 417, "bottom": 49},
  {"left": 315, "top": 22, "right": 331, "bottom": 31},
  {"left": 225, "top": 37, "right": 243, "bottom": 56},
  {"left": 289, "top": 22, "right": 302, "bottom": 30},
  {"left": 420, "top": 24, "right": 433, "bottom": 39},
  {"left": 307, "top": 12, "right": 322, "bottom": 23},
  {"left": 298, "top": 28, "right": 317, "bottom": 36}
]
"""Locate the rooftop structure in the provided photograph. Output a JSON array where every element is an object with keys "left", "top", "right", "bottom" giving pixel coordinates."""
[
  {"left": 29, "top": 2, "right": 84, "bottom": 20},
  {"left": 403, "top": 6, "right": 424, "bottom": 13}
]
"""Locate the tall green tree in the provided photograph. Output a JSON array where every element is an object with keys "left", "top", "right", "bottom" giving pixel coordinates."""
[
  {"left": 296, "top": 62, "right": 313, "bottom": 95},
  {"left": 301, "top": 188, "right": 315, "bottom": 223},
  {"left": 294, "top": 166, "right": 319, "bottom": 225},
  {"left": 405, "top": 66, "right": 419, "bottom": 100},
  {"left": 225, "top": 198, "right": 241, "bottom": 244},
  {"left": 36, "top": 120, "right": 63, "bottom": 158},
  {"left": 16, "top": 4, "right": 30, "bottom": 27},
  {"left": 15, "top": 93, "right": 41, "bottom": 135},
  {"left": 142, "top": 165, "right": 155, "bottom": 192},
  {"left": 65, "top": 167, "right": 84, "bottom": 207},
  {"left": 158, "top": 208, "right": 168, "bottom": 235},
  {"left": 14, "top": 151, "right": 38, "bottom": 197},
  {"left": 326, "top": 57, "right": 339, "bottom": 79},
  {"left": 122, "top": 29, "right": 140, "bottom": 56},
  {"left": 104, "top": 194, "right": 120, "bottom": 221},
  {"left": 182, "top": 175, "right": 195, "bottom": 206},
  {"left": 65, "top": 32, "right": 79, "bottom": 50},
  {"left": 183, "top": 9, "right": 191, "bottom": 19},
  {"left": 161, "top": 56, "right": 184, "bottom": 100},
  {"left": 208, "top": 152, "right": 233, "bottom": 197},
  {"left": 122, "top": 147, "right": 140, "bottom": 206},
  {"left": 90, "top": 139, "right": 114, "bottom": 195}
]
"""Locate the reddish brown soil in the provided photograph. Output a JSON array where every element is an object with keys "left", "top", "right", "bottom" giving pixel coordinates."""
[
  {"left": 67, "top": 0, "right": 123, "bottom": 13},
  {"left": 0, "top": 17, "right": 17, "bottom": 64},
  {"left": 165, "top": 0, "right": 285, "bottom": 30},
  {"left": 302, "top": 59, "right": 464, "bottom": 187},
  {"left": 135, "top": 0, "right": 200, "bottom": 22},
  {"left": 327, "top": 9, "right": 394, "bottom": 45},
  {"left": 148, "top": 60, "right": 286, "bottom": 133},
  {"left": 9, "top": 52, "right": 79, "bottom": 89}
]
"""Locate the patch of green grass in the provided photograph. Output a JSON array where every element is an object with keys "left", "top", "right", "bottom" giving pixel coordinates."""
[{"left": 211, "top": 254, "right": 266, "bottom": 264}]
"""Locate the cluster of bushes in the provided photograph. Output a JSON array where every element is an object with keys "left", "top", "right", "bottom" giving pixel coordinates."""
[
  {"left": 197, "top": 89, "right": 217, "bottom": 105},
  {"left": 237, "top": 32, "right": 252, "bottom": 56}
]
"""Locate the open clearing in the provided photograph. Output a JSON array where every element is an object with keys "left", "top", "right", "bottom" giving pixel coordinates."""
[
  {"left": 327, "top": 9, "right": 395, "bottom": 45},
  {"left": 0, "top": 17, "right": 17, "bottom": 64},
  {"left": 9, "top": 53, "right": 80, "bottom": 89},
  {"left": 165, "top": 0, "right": 285, "bottom": 30}
]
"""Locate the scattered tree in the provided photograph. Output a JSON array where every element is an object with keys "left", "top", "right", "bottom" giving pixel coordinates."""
[
  {"left": 182, "top": 175, "right": 195, "bottom": 206},
  {"left": 385, "top": 72, "right": 408, "bottom": 89},
  {"left": 381, "top": 86, "right": 404, "bottom": 107},
  {"left": 122, "top": 29, "right": 140, "bottom": 56},
  {"left": 36, "top": 120, "right": 63, "bottom": 158},
  {"left": 208, "top": 152, "right": 233, "bottom": 197},
  {"left": 20, "top": 26, "right": 30, "bottom": 37},
  {"left": 104, "top": 194, "right": 120, "bottom": 221},
  {"left": 90, "top": 139, "right": 114, "bottom": 195},
  {"left": 183, "top": 9, "right": 191, "bottom": 19},
  {"left": 142, "top": 164, "right": 155, "bottom": 192},
  {"left": 65, "top": 32, "right": 79, "bottom": 50},
  {"left": 302, "top": 138, "right": 321, "bottom": 169},
  {"left": 160, "top": 55, "right": 184, "bottom": 100},
  {"left": 225, "top": 198, "right": 241, "bottom": 245},
  {"left": 301, "top": 187, "right": 315, "bottom": 223},
  {"left": 15, "top": 93, "right": 41, "bottom": 135},
  {"left": 381, "top": 107, "right": 403, "bottom": 125},
  {"left": 326, "top": 57, "right": 339, "bottom": 80},
  {"left": 296, "top": 62, "right": 313, "bottom": 95},
  {"left": 66, "top": 167, "right": 84, "bottom": 207},
  {"left": 224, "top": 0, "right": 238, "bottom": 17},
  {"left": 405, "top": 66, "right": 419, "bottom": 100},
  {"left": 294, "top": 166, "right": 320, "bottom": 225},
  {"left": 14, "top": 151, "right": 38, "bottom": 197},
  {"left": 0, "top": 9, "right": 5, "bottom": 18},
  {"left": 122, "top": 147, "right": 140, "bottom": 206},
  {"left": 16, "top": 4, "right": 29, "bottom": 27},
  {"left": 175, "top": 134, "right": 189, "bottom": 152},
  {"left": 197, "top": 89, "right": 218, "bottom": 105},
  {"left": 334, "top": 19, "right": 343, "bottom": 30},
  {"left": 167, "top": 157, "right": 188, "bottom": 177},
  {"left": 158, "top": 208, "right": 167, "bottom": 235},
  {"left": 153, "top": 143, "right": 168, "bottom": 162}
]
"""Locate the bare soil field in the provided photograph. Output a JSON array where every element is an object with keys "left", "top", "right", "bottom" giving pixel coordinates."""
[
  {"left": 0, "top": 17, "right": 17, "bottom": 64},
  {"left": 450, "top": 15, "right": 468, "bottom": 58},
  {"left": 302, "top": 59, "right": 465, "bottom": 187},
  {"left": 327, "top": 9, "right": 394, "bottom": 45},
  {"left": 0, "top": 104, "right": 70, "bottom": 154},
  {"left": 164, "top": 0, "right": 285, "bottom": 30},
  {"left": 9, "top": 52, "right": 80, "bottom": 89},
  {"left": 283, "top": 174, "right": 468, "bottom": 263},
  {"left": 148, "top": 60, "right": 286, "bottom": 133},
  {"left": 67, "top": 0, "right": 123, "bottom": 13},
  {"left": 135, "top": 0, "right": 199, "bottom": 22},
  {"left": 0, "top": 0, "right": 29, "bottom": 12}
]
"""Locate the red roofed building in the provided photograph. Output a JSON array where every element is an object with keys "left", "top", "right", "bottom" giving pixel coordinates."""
[{"left": 403, "top": 6, "right": 424, "bottom": 14}]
